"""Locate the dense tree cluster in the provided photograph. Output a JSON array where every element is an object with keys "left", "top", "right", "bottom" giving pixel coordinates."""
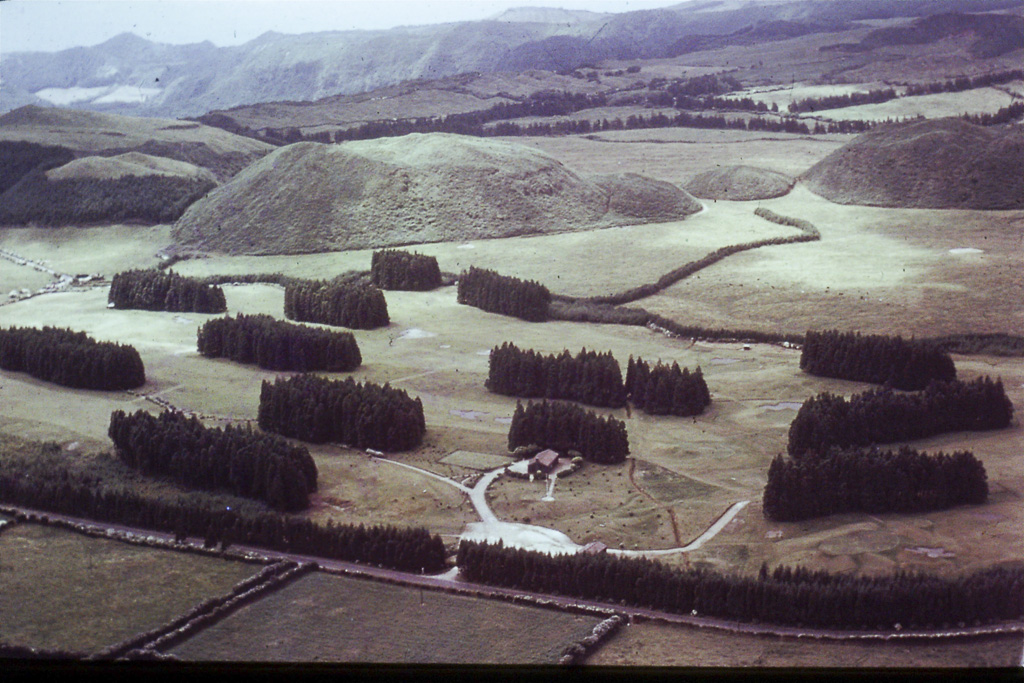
[
  {"left": 458, "top": 540, "right": 1024, "bottom": 630},
  {"left": 788, "top": 88, "right": 898, "bottom": 113},
  {"left": 284, "top": 279, "right": 389, "bottom": 329},
  {"left": 801, "top": 329, "right": 956, "bottom": 390},
  {"left": 486, "top": 342, "right": 626, "bottom": 408},
  {"left": 197, "top": 313, "right": 361, "bottom": 372},
  {"left": 904, "top": 69, "right": 1023, "bottom": 96},
  {"left": 109, "top": 409, "right": 318, "bottom": 512},
  {"left": 626, "top": 357, "right": 710, "bottom": 417},
  {"left": 962, "top": 100, "right": 1024, "bottom": 126},
  {"left": 0, "top": 326, "right": 145, "bottom": 390},
  {"left": 507, "top": 400, "right": 629, "bottom": 464},
  {"left": 457, "top": 266, "right": 550, "bottom": 322},
  {"left": 258, "top": 374, "right": 425, "bottom": 451},
  {"left": 0, "top": 173, "right": 215, "bottom": 226},
  {"left": 0, "top": 140, "right": 75, "bottom": 195},
  {"left": 0, "top": 440, "right": 445, "bottom": 573},
  {"left": 108, "top": 269, "right": 227, "bottom": 313},
  {"left": 763, "top": 446, "right": 988, "bottom": 521},
  {"left": 370, "top": 249, "right": 442, "bottom": 291},
  {"left": 788, "top": 377, "right": 1014, "bottom": 457}
]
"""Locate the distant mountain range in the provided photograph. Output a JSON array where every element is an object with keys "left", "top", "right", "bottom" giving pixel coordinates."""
[{"left": 2, "top": 0, "right": 1021, "bottom": 119}]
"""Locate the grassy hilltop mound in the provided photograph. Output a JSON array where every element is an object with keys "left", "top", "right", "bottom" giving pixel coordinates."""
[
  {"left": 173, "top": 133, "right": 701, "bottom": 255},
  {"left": 685, "top": 165, "right": 795, "bottom": 201},
  {"left": 0, "top": 105, "right": 272, "bottom": 182},
  {"left": 802, "top": 118, "right": 1024, "bottom": 210},
  {"left": 0, "top": 152, "right": 217, "bottom": 226}
]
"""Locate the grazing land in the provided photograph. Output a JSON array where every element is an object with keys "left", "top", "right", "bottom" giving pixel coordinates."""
[
  {"left": 0, "top": 523, "right": 260, "bottom": 653},
  {"left": 1, "top": 3, "right": 1022, "bottom": 665},
  {"left": 587, "top": 620, "right": 1024, "bottom": 668},
  {"left": 168, "top": 571, "right": 603, "bottom": 663}
]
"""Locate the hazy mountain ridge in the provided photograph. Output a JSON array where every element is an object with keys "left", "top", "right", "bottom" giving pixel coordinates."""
[{"left": 4, "top": 0, "right": 1018, "bottom": 119}]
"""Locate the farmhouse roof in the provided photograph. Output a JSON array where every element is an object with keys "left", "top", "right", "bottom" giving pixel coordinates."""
[
  {"left": 534, "top": 449, "right": 559, "bottom": 468},
  {"left": 583, "top": 541, "right": 608, "bottom": 555}
]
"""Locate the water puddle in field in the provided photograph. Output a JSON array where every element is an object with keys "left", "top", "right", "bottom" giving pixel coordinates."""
[
  {"left": 450, "top": 409, "right": 488, "bottom": 420},
  {"left": 908, "top": 546, "right": 955, "bottom": 559},
  {"left": 710, "top": 357, "right": 741, "bottom": 365},
  {"left": 475, "top": 349, "right": 492, "bottom": 356},
  {"left": 764, "top": 402, "right": 802, "bottom": 411},
  {"left": 457, "top": 244, "right": 476, "bottom": 250},
  {"left": 397, "top": 328, "right": 435, "bottom": 340},
  {"left": 948, "top": 248, "right": 983, "bottom": 255},
  {"left": 494, "top": 417, "right": 512, "bottom": 424},
  {"left": 439, "top": 344, "right": 451, "bottom": 349},
  {"left": 173, "top": 316, "right": 193, "bottom": 324}
]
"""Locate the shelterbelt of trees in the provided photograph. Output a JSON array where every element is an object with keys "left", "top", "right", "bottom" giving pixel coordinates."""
[
  {"left": 284, "top": 278, "right": 389, "bottom": 329},
  {"left": 197, "top": 313, "right": 362, "bottom": 372},
  {"left": 109, "top": 409, "right": 318, "bottom": 512},
  {"left": 787, "top": 377, "right": 1013, "bottom": 457},
  {"left": 0, "top": 326, "right": 145, "bottom": 390},
  {"left": 370, "top": 249, "right": 441, "bottom": 291},
  {"left": 108, "top": 269, "right": 226, "bottom": 313},
  {"left": 763, "top": 446, "right": 988, "bottom": 521},
  {"left": 801, "top": 330, "right": 956, "bottom": 390},
  {"left": 0, "top": 437, "right": 445, "bottom": 573},
  {"left": 486, "top": 342, "right": 711, "bottom": 418},
  {"left": 486, "top": 342, "right": 626, "bottom": 408},
  {"left": 626, "top": 357, "right": 710, "bottom": 418},
  {"left": 258, "top": 374, "right": 426, "bottom": 452},
  {"left": 507, "top": 400, "right": 629, "bottom": 465},
  {"left": 458, "top": 540, "right": 1024, "bottom": 631},
  {"left": 457, "top": 266, "right": 551, "bottom": 322}
]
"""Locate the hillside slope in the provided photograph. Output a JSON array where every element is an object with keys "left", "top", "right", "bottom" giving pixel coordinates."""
[
  {"left": 172, "top": 134, "right": 701, "bottom": 255},
  {"left": 802, "top": 118, "right": 1024, "bottom": 209},
  {"left": 0, "top": 106, "right": 272, "bottom": 181},
  {"left": 686, "top": 165, "right": 795, "bottom": 200},
  {"left": 0, "top": 152, "right": 217, "bottom": 226}
]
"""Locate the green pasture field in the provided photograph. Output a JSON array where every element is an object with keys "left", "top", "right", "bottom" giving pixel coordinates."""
[
  {"left": 587, "top": 620, "right": 1024, "bottom": 668},
  {"left": 167, "top": 570, "right": 603, "bottom": 663},
  {"left": 0, "top": 127, "right": 1020, "bottom": 666},
  {"left": 2, "top": 197, "right": 1024, "bottom": 577},
  {"left": 0, "top": 522, "right": 261, "bottom": 653},
  {"left": 0, "top": 261, "right": 54, "bottom": 299}
]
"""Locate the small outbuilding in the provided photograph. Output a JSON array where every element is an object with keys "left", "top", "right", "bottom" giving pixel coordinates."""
[
  {"left": 582, "top": 541, "right": 608, "bottom": 555},
  {"left": 527, "top": 449, "right": 560, "bottom": 476}
]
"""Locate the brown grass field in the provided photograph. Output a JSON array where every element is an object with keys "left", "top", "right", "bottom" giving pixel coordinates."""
[
  {"left": 167, "top": 571, "right": 603, "bottom": 663},
  {"left": 1, "top": 111, "right": 1021, "bottom": 665},
  {"left": 587, "top": 620, "right": 1024, "bottom": 667},
  {"left": 0, "top": 523, "right": 261, "bottom": 653}
]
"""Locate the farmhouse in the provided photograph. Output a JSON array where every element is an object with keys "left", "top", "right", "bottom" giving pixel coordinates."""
[
  {"left": 527, "top": 449, "right": 560, "bottom": 476},
  {"left": 582, "top": 541, "right": 608, "bottom": 555}
]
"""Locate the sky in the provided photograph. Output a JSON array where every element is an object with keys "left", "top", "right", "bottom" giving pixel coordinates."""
[{"left": 0, "top": 0, "right": 690, "bottom": 54}]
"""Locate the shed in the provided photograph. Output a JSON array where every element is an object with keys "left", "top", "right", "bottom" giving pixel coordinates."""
[
  {"left": 528, "top": 449, "right": 560, "bottom": 475},
  {"left": 583, "top": 541, "right": 608, "bottom": 555}
]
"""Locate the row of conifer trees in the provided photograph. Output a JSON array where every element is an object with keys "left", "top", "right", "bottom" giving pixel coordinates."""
[
  {"left": 486, "top": 342, "right": 626, "bottom": 408},
  {"left": 457, "top": 540, "right": 1024, "bottom": 630},
  {"left": 197, "top": 313, "right": 362, "bottom": 372},
  {"left": 486, "top": 343, "right": 712, "bottom": 417},
  {"left": 108, "top": 269, "right": 227, "bottom": 313},
  {"left": 507, "top": 400, "right": 629, "bottom": 464},
  {"left": 787, "top": 377, "right": 1013, "bottom": 457},
  {"left": 108, "top": 409, "right": 318, "bottom": 512},
  {"left": 625, "top": 357, "right": 711, "bottom": 417},
  {"left": 371, "top": 249, "right": 442, "bottom": 291},
  {"left": 0, "top": 326, "right": 145, "bottom": 390},
  {"left": 763, "top": 446, "right": 988, "bottom": 521},
  {"left": 800, "top": 329, "right": 956, "bottom": 390},
  {"left": 258, "top": 374, "right": 426, "bottom": 452},
  {"left": 0, "top": 439, "right": 446, "bottom": 573},
  {"left": 457, "top": 266, "right": 551, "bottom": 322},
  {"left": 283, "top": 278, "right": 389, "bottom": 329}
]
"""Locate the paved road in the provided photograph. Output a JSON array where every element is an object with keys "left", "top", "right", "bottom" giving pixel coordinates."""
[{"left": 5, "top": 503, "right": 1021, "bottom": 643}]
